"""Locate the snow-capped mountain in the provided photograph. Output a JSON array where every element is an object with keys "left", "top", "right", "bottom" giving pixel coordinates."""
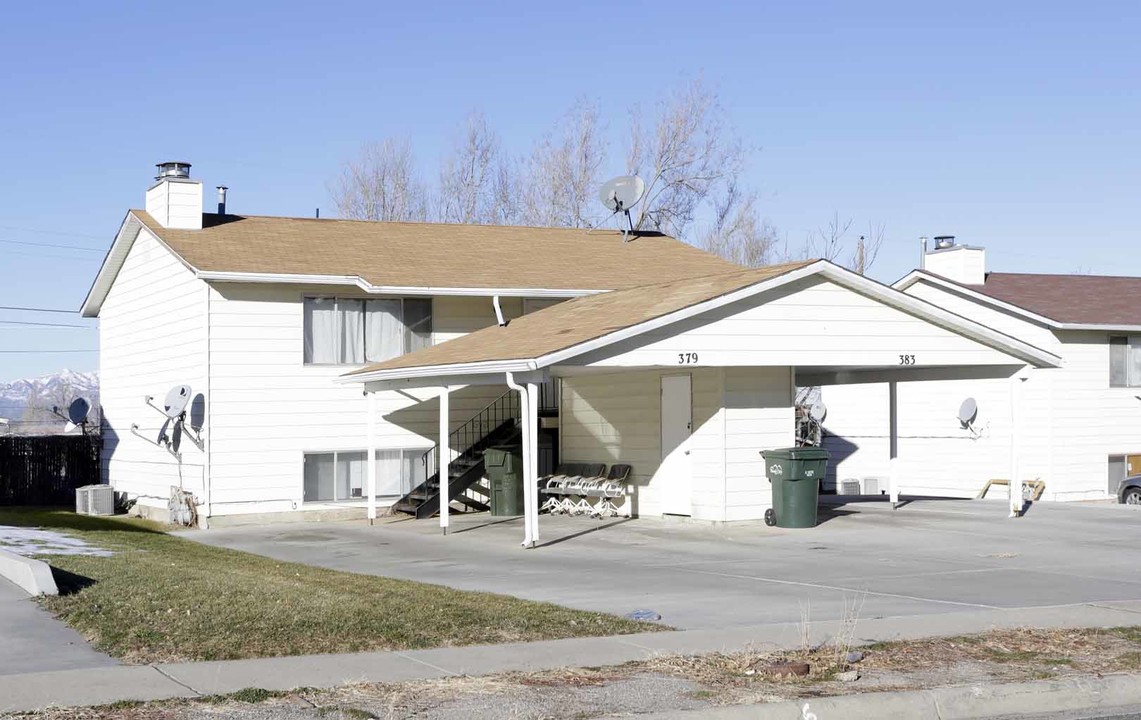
[{"left": 0, "top": 369, "right": 99, "bottom": 431}]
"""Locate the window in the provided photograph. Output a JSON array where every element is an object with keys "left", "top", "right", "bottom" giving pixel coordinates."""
[
  {"left": 304, "top": 297, "right": 432, "bottom": 365},
  {"left": 1109, "top": 336, "right": 1141, "bottom": 387},
  {"left": 303, "top": 449, "right": 429, "bottom": 502}
]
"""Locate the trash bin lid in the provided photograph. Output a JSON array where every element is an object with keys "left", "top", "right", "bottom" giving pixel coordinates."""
[{"left": 761, "top": 446, "right": 831, "bottom": 460}]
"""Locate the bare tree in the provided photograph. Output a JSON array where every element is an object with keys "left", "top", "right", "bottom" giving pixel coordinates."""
[
  {"left": 519, "top": 101, "right": 606, "bottom": 228},
  {"left": 331, "top": 139, "right": 430, "bottom": 222},
  {"left": 699, "top": 183, "right": 781, "bottom": 267},
  {"left": 627, "top": 79, "right": 745, "bottom": 237},
  {"left": 438, "top": 112, "right": 502, "bottom": 224},
  {"left": 850, "top": 220, "right": 885, "bottom": 276},
  {"left": 806, "top": 211, "right": 854, "bottom": 263}
]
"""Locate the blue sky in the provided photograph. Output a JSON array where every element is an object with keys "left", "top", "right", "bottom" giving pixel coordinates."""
[{"left": 0, "top": 1, "right": 1138, "bottom": 382}]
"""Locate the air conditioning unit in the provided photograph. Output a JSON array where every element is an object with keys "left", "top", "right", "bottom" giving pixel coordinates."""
[
  {"left": 838, "top": 477, "right": 884, "bottom": 496},
  {"left": 75, "top": 485, "right": 115, "bottom": 516}
]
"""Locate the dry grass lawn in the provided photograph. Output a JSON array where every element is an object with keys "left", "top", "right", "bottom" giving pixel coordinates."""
[{"left": 0, "top": 508, "right": 658, "bottom": 663}]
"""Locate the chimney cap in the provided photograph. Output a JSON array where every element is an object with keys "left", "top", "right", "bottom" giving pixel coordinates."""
[
  {"left": 155, "top": 161, "right": 192, "bottom": 181},
  {"left": 933, "top": 235, "right": 956, "bottom": 249}
]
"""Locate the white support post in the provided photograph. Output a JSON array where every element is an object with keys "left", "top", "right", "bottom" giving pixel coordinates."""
[
  {"left": 439, "top": 385, "right": 450, "bottom": 534},
  {"left": 888, "top": 380, "right": 900, "bottom": 508},
  {"left": 526, "top": 381, "right": 540, "bottom": 546},
  {"left": 1009, "top": 373, "right": 1023, "bottom": 518},
  {"left": 366, "top": 390, "right": 377, "bottom": 523}
]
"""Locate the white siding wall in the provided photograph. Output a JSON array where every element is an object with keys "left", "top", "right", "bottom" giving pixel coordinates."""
[
  {"left": 571, "top": 278, "right": 1020, "bottom": 370},
  {"left": 560, "top": 366, "right": 795, "bottom": 522},
  {"left": 144, "top": 180, "right": 203, "bottom": 230},
  {"left": 206, "top": 285, "right": 507, "bottom": 516},
  {"left": 723, "top": 367, "right": 796, "bottom": 520},
  {"left": 99, "top": 230, "right": 208, "bottom": 511},
  {"left": 825, "top": 279, "right": 1137, "bottom": 501},
  {"left": 560, "top": 369, "right": 723, "bottom": 519}
]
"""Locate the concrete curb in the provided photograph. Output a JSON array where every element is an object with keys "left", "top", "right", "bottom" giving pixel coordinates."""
[
  {"left": 647, "top": 673, "right": 1141, "bottom": 719},
  {"left": 0, "top": 548, "right": 58, "bottom": 596}
]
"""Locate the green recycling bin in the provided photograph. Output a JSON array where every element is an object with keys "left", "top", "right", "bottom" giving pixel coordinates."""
[
  {"left": 761, "top": 447, "right": 831, "bottom": 528},
  {"left": 483, "top": 445, "right": 524, "bottom": 516}
]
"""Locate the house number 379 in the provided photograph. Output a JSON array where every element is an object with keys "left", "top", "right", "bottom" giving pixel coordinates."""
[{"left": 678, "top": 352, "right": 699, "bottom": 365}]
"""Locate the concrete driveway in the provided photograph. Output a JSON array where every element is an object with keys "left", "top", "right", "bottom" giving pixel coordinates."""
[
  {"left": 0, "top": 577, "right": 117, "bottom": 676},
  {"left": 184, "top": 498, "right": 1141, "bottom": 631}
]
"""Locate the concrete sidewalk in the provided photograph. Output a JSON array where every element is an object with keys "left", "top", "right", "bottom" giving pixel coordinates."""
[{"left": 5, "top": 600, "right": 1141, "bottom": 714}]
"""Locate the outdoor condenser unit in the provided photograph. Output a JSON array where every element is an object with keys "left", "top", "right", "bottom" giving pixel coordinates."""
[
  {"left": 75, "top": 485, "right": 115, "bottom": 516},
  {"left": 838, "top": 477, "right": 883, "bottom": 496}
]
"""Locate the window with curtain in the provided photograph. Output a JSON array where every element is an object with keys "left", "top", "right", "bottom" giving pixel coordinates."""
[
  {"left": 1110, "top": 336, "right": 1141, "bottom": 387},
  {"left": 303, "top": 449, "right": 430, "bottom": 502},
  {"left": 304, "top": 297, "right": 433, "bottom": 365}
]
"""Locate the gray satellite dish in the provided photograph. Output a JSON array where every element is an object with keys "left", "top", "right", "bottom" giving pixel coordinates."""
[
  {"left": 958, "top": 397, "right": 978, "bottom": 428},
  {"left": 67, "top": 397, "right": 91, "bottom": 426},
  {"left": 157, "top": 418, "right": 171, "bottom": 446},
  {"left": 163, "top": 385, "right": 192, "bottom": 419},
  {"left": 599, "top": 175, "right": 646, "bottom": 213},
  {"left": 189, "top": 394, "right": 206, "bottom": 433},
  {"left": 169, "top": 421, "right": 183, "bottom": 454},
  {"left": 808, "top": 401, "right": 827, "bottom": 424}
]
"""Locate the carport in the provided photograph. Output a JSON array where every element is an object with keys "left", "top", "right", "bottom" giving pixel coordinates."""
[{"left": 341, "top": 260, "right": 1060, "bottom": 548}]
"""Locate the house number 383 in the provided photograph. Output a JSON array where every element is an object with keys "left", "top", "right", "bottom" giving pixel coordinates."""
[
  {"left": 678, "top": 352, "right": 699, "bottom": 365},
  {"left": 899, "top": 354, "right": 916, "bottom": 365}
]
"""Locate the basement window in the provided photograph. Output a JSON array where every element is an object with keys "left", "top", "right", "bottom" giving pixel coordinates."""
[
  {"left": 1109, "top": 336, "right": 1141, "bottom": 387},
  {"left": 303, "top": 297, "right": 432, "bottom": 365},
  {"left": 303, "top": 449, "right": 429, "bottom": 502}
]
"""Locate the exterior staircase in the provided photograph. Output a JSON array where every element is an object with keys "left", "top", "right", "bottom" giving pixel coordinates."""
[{"left": 392, "top": 391, "right": 521, "bottom": 519}]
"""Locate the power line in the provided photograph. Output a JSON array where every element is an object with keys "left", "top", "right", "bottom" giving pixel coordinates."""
[
  {"left": 0, "top": 305, "right": 78, "bottom": 314},
  {"left": 0, "top": 349, "right": 96, "bottom": 354},
  {"left": 0, "top": 224, "right": 107, "bottom": 241},
  {"left": 0, "top": 238, "right": 104, "bottom": 252},
  {"left": 0, "top": 320, "right": 91, "bottom": 328}
]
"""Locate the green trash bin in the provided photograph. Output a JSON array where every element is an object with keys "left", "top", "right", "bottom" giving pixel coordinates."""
[
  {"left": 483, "top": 445, "right": 524, "bottom": 516},
  {"left": 761, "top": 447, "right": 831, "bottom": 528}
]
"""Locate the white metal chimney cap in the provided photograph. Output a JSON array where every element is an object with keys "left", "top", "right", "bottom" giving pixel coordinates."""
[{"left": 155, "top": 161, "right": 192, "bottom": 181}]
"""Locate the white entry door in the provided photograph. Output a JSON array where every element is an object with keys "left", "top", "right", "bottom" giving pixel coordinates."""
[{"left": 660, "top": 374, "right": 693, "bottom": 516}]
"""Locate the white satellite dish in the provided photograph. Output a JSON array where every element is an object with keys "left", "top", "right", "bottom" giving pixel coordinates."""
[
  {"left": 67, "top": 397, "right": 91, "bottom": 426},
  {"left": 958, "top": 397, "right": 978, "bottom": 428},
  {"left": 808, "top": 401, "right": 827, "bottom": 424},
  {"left": 599, "top": 175, "right": 646, "bottom": 213},
  {"left": 163, "top": 385, "right": 192, "bottom": 419}
]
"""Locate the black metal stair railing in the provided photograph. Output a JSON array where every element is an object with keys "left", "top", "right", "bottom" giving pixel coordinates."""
[{"left": 419, "top": 390, "right": 521, "bottom": 496}]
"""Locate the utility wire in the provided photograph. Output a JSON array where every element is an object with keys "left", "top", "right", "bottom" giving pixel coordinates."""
[
  {"left": 0, "top": 349, "right": 96, "bottom": 354},
  {"left": 0, "top": 224, "right": 107, "bottom": 240},
  {"left": 0, "top": 305, "right": 78, "bottom": 314},
  {"left": 0, "top": 320, "right": 91, "bottom": 328},
  {"left": 0, "top": 238, "right": 104, "bottom": 252}
]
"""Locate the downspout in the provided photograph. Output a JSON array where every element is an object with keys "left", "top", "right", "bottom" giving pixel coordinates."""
[
  {"left": 505, "top": 371, "right": 533, "bottom": 547},
  {"left": 493, "top": 295, "right": 507, "bottom": 326}
]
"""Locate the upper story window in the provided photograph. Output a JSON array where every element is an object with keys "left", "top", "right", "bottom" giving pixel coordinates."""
[
  {"left": 1109, "top": 336, "right": 1141, "bottom": 387},
  {"left": 303, "top": 297, "right": 432, "bottom": 365}
]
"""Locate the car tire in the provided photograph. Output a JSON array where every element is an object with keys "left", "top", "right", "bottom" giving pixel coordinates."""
[{"left": 1124, "top": 488, "right": 1141, "bottom": 505}]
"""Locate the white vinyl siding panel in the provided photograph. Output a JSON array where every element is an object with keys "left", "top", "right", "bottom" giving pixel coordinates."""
[
  {"left": 206, "top": 286, "right": 506, "bottom": 514},
  {"left": 722, "top": 367, "right": 796, "bottom": 521},
  {"left": 98, "top": 230, "right": 208, "bottom": 511},
  {"left": 572, "top": 278, "right": 1024, "bottom": 370}
]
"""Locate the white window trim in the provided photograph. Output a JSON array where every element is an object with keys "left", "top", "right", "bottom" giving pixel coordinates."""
[
  {"left": 302, "top": 447, "right": 433, "bottom": 504},
  {"left": 1109, "top": 335, "right": 1141, "bottom": 388}
]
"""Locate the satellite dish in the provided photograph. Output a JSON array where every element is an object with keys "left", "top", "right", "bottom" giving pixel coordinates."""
[
  {"left": 189, "top": 394, "right": 206, "bottom": 433},
  {"left": 808, "top": 401, "right": 827, "bottom": 424},
  {"left": 157, "top": 418, "right": 171, "bottom": 446},
  {"left": 67, "top": 397, "right": 91, "bottom": 426},
  {"left": 163, "top": 385, "right": 192, "bottom": 419},
  {"left": 599, "top": 175, "right": 646, "bottom": 213},
  {"left": 169, "top": 421, "right": 183, "bottom": 454},
  {"left": 958, "top": 397, "right": 978, "bottom": 428}
]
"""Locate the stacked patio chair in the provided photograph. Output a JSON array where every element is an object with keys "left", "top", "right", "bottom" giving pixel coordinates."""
[{"left": 538, "top": 463, "right": 631, "bottom": 518}]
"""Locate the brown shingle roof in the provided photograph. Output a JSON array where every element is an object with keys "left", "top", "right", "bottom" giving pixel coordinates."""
[
  {"left": 345, "top": 260, "right": 816, "bottom": 375},
  {"left": 132, "top": 211, "right": 740, "bottom": 291},
  {"left": 966, "top": 272, "right": 1141, "bottom": 326}
]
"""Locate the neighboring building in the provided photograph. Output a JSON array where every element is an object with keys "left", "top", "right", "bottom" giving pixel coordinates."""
[{"left": 821, "top": 239, "right": 1141, "bottom": 502}]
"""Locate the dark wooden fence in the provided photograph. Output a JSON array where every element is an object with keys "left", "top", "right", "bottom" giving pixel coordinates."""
[{"left": 0, "top": 434, "right": 103, "bottom": 506}]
